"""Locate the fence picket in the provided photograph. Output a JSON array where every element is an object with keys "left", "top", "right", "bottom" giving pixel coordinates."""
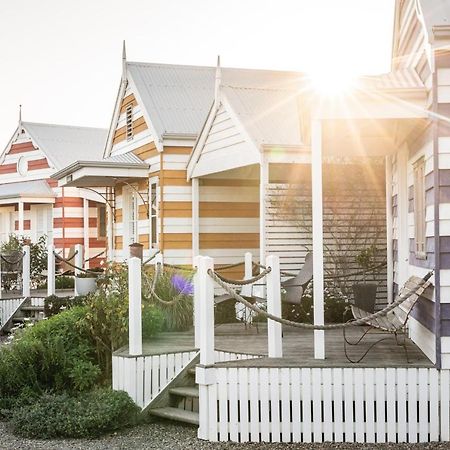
[
  {"left": 322, "top": 368, "right": 333, "bottom": 442},
  {"left": 386, "top": 368, "right": 396, "bottom": 443},
  {"left": 332, "top": 368, "right": 344, "bottom": 442},
  {"left": 311, "top": 368, "right": 322, "bottom": 442},
  {"left": 418, "top": 369, "right": 428, "bottom": 442},
  {"left": 408, "top": 369, "right": 418, "bottom": 443},
  {"left": 397, "top": 368, "right": 407, "bottom": 442},
  {"left": 249, "top": 368, "right": 260, "bottom": 442},
  {"left": 144, "top": 356, "right": 152, "bottom": 406},
  {"left": 365, "top": 368, "right": 375, "bottom": 443},
  {"left": 217, "top": 368, "right": 228, "bottom": 441},
  {"left": 280, "top": 368, "right": 291, "bottom": 442},
  {"left": 239, "top": 369, "right": 250, "bottom": 442},
  {"left": 136, "top": 357, "right": 144, "bottom": 408},
  {"left": 270, "top": 368, "right": 281, "bottom": 442},
  {"left": 291, "top": 368, "right": 301, "bottom": 442},
  {"left": 228, "top": 368, "right": 239, "bottom": 442},
  {"left": 354, "top": 368, "right": 365, "bottom": 442},
  {"left": 441, "top": 370, "right": 450, "bottom": 441},
  {"left": 343, "top": 368, "right": 354, "bottom": 442},
  {"left": 259, "top": 368, "right": 270, "bottom": 442}
]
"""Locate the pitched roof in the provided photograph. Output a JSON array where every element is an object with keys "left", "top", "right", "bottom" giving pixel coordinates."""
[
  {"left": 22, "top": 122, "right": 108, "bottom": 170},
  {"left": 127, "top": 62, "right": 303, "bottom": 141},
  {"left": 221, "top": 86, "right": 303, "bottom": 147},
  {"left": 0, "top": 179, "right": 54, "bottom": 200}
]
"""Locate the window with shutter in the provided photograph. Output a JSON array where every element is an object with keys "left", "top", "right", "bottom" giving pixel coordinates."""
[
  {"left": 413, "top": 157, "right": 426, "bottom": 258},
  {"left": 126, "top": 105, "right": 133, "bottom": 141},
  {"left": 149, "top": 179, "right": 158, "bottom": 248}
]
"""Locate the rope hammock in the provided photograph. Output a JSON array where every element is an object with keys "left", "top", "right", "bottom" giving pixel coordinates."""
[
  {"left": 53, "top": 252, "right": 101, "bottom": 275},
  {"left": 208, "top": 269, "right": 433, "bottom": 330}
]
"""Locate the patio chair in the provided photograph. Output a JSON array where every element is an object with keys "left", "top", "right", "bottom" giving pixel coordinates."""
[
  {"left": 343, "top": 272, "right": 433, "bottom": 363},
  {"left": 281, "top": 252, "right": 313, "bottom": 305}
]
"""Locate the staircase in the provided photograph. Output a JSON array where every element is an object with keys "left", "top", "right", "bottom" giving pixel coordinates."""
[
  {"left": 148, "top": 363, "right": 199, "bottom": 425},
  {"left": 1, "top": 297, "right": 45, "bottom": 332}
]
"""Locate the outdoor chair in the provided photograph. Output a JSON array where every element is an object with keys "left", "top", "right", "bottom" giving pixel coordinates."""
[
  {"left": 281, "top": 252, "right": 313, "bottom": 305},
  {"left": 343, "top": 272, "right": 433, "bottom": 363}
]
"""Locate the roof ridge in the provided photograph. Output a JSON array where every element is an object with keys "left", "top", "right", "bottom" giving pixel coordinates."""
[
  {"left": 22, "top": 121, "right": 108, "bottom": 132},
  {"left": 221, "top": 84, "right": 298, "bottom": 92}
]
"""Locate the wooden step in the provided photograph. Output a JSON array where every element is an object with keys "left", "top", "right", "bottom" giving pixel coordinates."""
[
  {"left": 149, "top": 407, "right": 199, "bottom": 425},
  {"left": 21, "top": 306, "right": 44, "bottom": 312},
  {"left": 169, "top": 386, "right": 199, "bottom": 398}
]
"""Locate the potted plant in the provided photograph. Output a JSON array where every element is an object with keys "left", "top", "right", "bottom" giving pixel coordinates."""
[
  {"left": 353, "top": 245, "right": 379, "bottom": 313},
  {"left": 75, "top": 268, "right": 103, "bottom": 296}
]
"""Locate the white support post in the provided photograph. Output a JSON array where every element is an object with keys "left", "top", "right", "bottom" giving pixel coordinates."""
[
  {"left": 192, "top": 177, "right": 200, "bottom": 260},
  {"left": 128, "top": 257, "right": 142, "bottom": 356},
  {"left": 312, "top": 119, "right": 325, "bottom": 360},
  {"left": 22, "top": 245, "right": 30, "bottom": 298},
  {"left": 47, "top": 244, "right": 55, "bottom": 297},
  {"left": 266, "top": 254, "right": 283, "bottom": 357},
  {"left": 259, "top": 159, "right": 268, "bottom": 266},
  {"left": 240, "top": 252, "right": 253, "bottom": 322},
  {"left": 107, "top": 188, "right": 114, "bottom": 262},
  {"left": 195, "top": 255, "right": 217, "bottom": 441},
  {"left": 18, "top": 201, "right": 25, "bottom": 236},
  {"left": 397, "top": 147, "right": 409, "bottom": 287},
  {"left": 83, "top": 198, "right": 90, "bottom": 269},
  {"left": 0, "top": 256, "right": 2, "bottom": 299},
  {"left": 74, "top": 244, "right": 83, "bottom": 296},
  {"left": 385, "top": 155, "right": 393, "bottom": 303}
]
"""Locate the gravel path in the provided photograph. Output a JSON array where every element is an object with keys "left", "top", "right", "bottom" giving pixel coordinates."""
[{"left": 0, "top": 421, "right": 448, "bottom": 450}]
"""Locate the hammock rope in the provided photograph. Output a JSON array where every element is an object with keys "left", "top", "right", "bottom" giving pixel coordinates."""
[{"left": 208, "top": 269, "right": 433, "bottom": 330}]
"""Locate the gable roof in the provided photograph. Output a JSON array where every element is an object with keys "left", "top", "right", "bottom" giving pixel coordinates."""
[
  {"left": 0, "top": 179, "right": 54, "bottom": 202},
  {"left": 418, "top": 0, "right": 450, "bottom": 42},
  {"left": 221, "top": 86, "right": 303, "bottom": 147},
  {"left": 19, "top": 122, "right": 108, "bottom": 171},
  {"left": 126, "top": 62, "right": 303, "bottom": 143}
]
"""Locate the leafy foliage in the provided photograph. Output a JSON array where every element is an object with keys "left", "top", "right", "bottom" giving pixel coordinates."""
[
  {"left": 0, "top": 307, "right": 101, "bottom": 416},
  {"left": 0, "top": 234, "right": 47, "bottom": 290},
  {"left": 44, "top": 294, "right": 86, "bottom": 317},
  {"left": 10, "top": 389, "right": 140, "bottom": 438}
]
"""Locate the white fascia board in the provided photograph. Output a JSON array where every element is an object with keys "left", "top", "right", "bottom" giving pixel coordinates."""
[
  {"left": 0, "top": 196, "right": 55, "bottom": 205},
  {"left": 104, "top": 79, "right": 128, "bottom": 158},
  {"left": 127, "top": 70, "right": 163, "bottom": 153},
  {"left": 0, "top": 125, "right": 20, "bottom": 162}
]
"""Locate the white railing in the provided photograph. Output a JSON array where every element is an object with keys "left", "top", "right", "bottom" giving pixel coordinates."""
[
  {"left": 209, "top": 366, "right": 450, "bottom": 443},
  {"left": 0, "top": 245, "right": 30, "bottom": 300}
]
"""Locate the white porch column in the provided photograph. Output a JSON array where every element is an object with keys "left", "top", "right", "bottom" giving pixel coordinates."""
[
  {"left": 192, "top": 177, "right": 200, "bottom": 260},
  {"left": 22, "top": 245, "right": 30, "bottom": 297},
  {"left": 385, "top": 156, "right": 394, "bottom": 303},
  {"left": 83, "top": 198, "right": 90, "bottom": 269},
  {"left": 311, "top": 119, "right": 325, "bottom": 359},
  {"left": 74, "top": 243, "right": 83, "bottom": 296},
  {"left": 397, "top": 147, "right": 409, "bottom": 287},
  {"left": 18, "top": 201, "right": 24, "bottom": 236},
  {"left": 266, "top": 254, "right": 283, "bottom": 357},
  {"left": 47, "top": 244, "right": 55, "bottom": 297},
  {"left": 107, "top": 188, "right": 114, "bottom": 262},
  {"left": 259, "top": 158, "right": 268, "bottom": 265},
  {"left": 128, "top": 256, "right": 142, "bottom": 356}
]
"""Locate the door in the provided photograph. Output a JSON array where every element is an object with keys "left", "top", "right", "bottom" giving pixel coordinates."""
[{"left": 31, "top": 204, "right": 53, "bottom": 244}]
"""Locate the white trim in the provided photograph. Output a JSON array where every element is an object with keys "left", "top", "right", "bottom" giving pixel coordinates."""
[
  {"left": 259, "top": 159, "right": 268, "bottom": 264},
  {"left": 386, "top": 155, "right": 394, "bottom": 303},
  {"left": 83, "top": 198, "right": 90, "bottom": 269},
  {"left": 397, "top": 147, "right": 409, "bottom": 286},
  {"left": 192, "top": 177, "right": 200, "bottom": 259}
]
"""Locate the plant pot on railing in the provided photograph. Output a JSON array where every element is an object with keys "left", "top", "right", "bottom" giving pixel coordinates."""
[{"left": 75, "top": 269, "right": 103, "bottom": 296}]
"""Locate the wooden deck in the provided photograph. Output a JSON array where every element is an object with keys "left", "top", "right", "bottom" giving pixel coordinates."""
[{"left": 115, "top": 322, "right": 433, "bottom": 368}]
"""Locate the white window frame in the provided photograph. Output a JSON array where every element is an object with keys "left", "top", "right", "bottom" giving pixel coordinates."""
[
  {"left": 413, "top": 157, "right": 426, "bottom": 259},
  {"left": 30, "top": 204, "right": 53, "bottom": 244},
  {"left": 123, "top": 186, "right": 138, "bottom": 247},
  {"left": 97, "top": 204, "right": 107, "bottom": 240},
  {"left": 149, "top": 177, "right": 159, "bottom": 248}
]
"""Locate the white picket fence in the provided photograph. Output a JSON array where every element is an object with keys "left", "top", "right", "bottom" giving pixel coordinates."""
[
  {"left": 199, "top": 366, "right": 450, "bottom": 443},
  {"left": 0, "top": 298, "right": 26, "bottom": 331}
]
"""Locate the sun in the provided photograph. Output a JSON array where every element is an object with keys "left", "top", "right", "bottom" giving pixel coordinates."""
[{"left": 308, "top": 69, "right": 357, "bottom": 96}]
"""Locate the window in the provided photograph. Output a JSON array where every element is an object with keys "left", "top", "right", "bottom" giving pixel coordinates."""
[
  {"left": 413, "top": 157, "right": 426, "bottom": 258},
  {"left": 150, "top": 180, "right": 158, "bottom": 248},
  {"left": 97, "top": 205, "right": 107, "bottom": 239},
  {"left": 126, "top": 105, "right": 133, "bottom": 141}
]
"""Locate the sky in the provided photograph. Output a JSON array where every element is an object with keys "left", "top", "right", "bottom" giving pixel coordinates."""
[{"left": 0, "top": 0, "right": 395, "bottom": 147}]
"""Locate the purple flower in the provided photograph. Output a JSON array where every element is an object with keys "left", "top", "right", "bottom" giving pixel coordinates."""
[{"left": 171, "top": 274, "right": 194, "bottom": 295}]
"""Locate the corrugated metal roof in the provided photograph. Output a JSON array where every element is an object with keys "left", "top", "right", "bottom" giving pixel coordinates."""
[
  {"left": 127, "top": 62, "right": 303, "bottom": 141},
  {"left": 0, "top": 179, "right": 54, "bottom": 199},
  {"left": 359, "top": 68, "right": 425, "bottom": 90},
  {"left": 23, "top": 122, "right": 108, "bottom": 171},
  {"left": 222, "top": 86, "right": 302, "bottom": 146},
  {"left": 103, "top": 151, "right": 145, "bottom": 164}
]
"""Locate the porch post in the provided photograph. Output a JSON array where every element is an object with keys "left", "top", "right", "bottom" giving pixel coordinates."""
[
  {"left": 83, "top": 198, "right": 90, "bottom": 269},
  {"left": 128, "top": 256, "right": 142, "bottom": 356},
  {"left": 385, "top": 156, "right": 394, "bottom": 303},
  {"left": 397, "top": 147, "right": 409, "bottom": 287},
  {"left": 107, "top": 188, "right": 114, "bottom": 262},
  {"left": 259, "top": 157, "right": 268, "bottom": 265},
  {"left": 192, "top": 177, "right": 200, "bottom": 259},
  {"left": 22, "top": 245, "right": 30, "bottom": 297},
  {"left": 266, "top": 254, "right": 283, "bottom": 357},
  {"left": 47, "top": 244, "right": 55, "bottom": 297},
  {"left": 18, "top": 201, "right": 24, "bottom": 236},
  {"left": 311, "top": 119, "right": 325, "bottom": 359}
]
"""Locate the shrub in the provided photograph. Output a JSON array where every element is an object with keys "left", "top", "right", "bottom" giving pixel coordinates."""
[
  {"left": 55, "top": 275, "right": 75, "bottom": 289},
  {"left": 44, "top": 294, "right": 86, "bottom": 317},
  {"left": 142, "top": 305, "right": 164, "bottom": 339},
  {"left": 143, "top": 267, "right": 193, "bottom": 332},
  {"left": 10, "top": 388, "right": 140, "bottom": 438},
  {"left": 282, "top": 282, "right": 349, "bottom": 324},
  {"left": 0, "top": 306, "right": 100, "bottom": 413}
]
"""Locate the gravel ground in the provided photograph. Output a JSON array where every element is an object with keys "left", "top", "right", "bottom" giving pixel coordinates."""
[{"left": 0, "top": 420, "right": 448, "bottom": 450}]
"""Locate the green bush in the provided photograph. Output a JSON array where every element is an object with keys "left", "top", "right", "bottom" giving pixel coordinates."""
[
  {"left": 0, "top": 306, "right": 100, "bottom": 414},
  {"left": 142, "top": 305, "right": 164, "bottom": 339},
  {"left": 10, "top": 388, "right": 140, "bottom": 438},
  {"left": 44, "top": 294, "right": 86, "bottom": 317}
]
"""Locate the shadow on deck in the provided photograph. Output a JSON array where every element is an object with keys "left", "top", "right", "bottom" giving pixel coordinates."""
[{"left": 115, "top": 322, "right": 433, "bottom": 368}]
